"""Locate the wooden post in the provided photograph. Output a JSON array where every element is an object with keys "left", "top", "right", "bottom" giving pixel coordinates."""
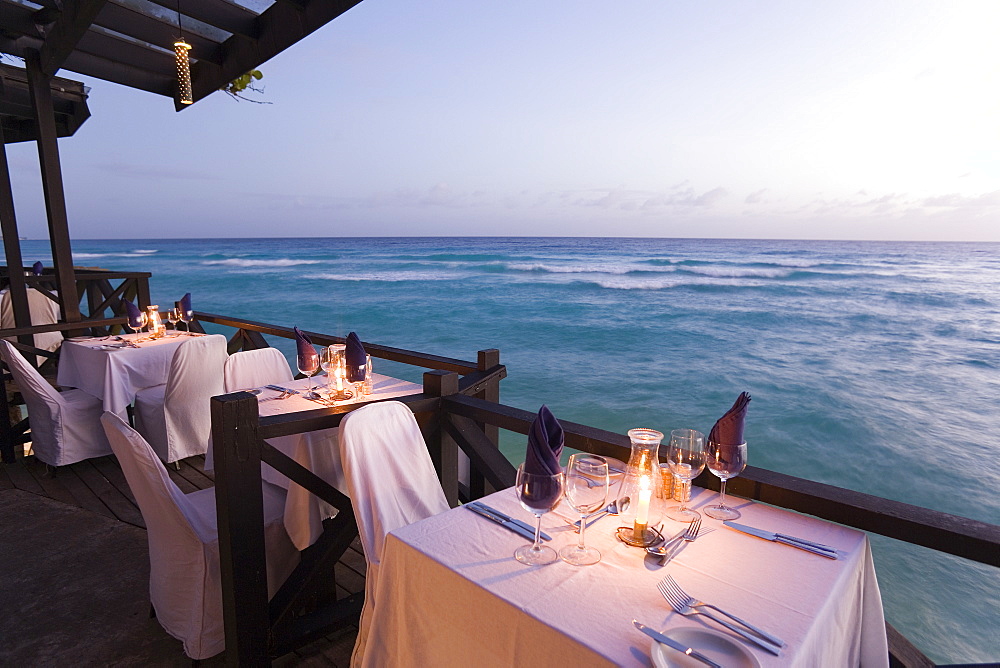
[
  {"left": 211, "top": 392, "right": 271, "bottom": 666},
  {"left": 424, "top": 370, "right": 460, "bottom": 507},
  {"left": 472, "top": 349, "right": 501, "bottom": 498},
  {"left": 25, "top": 49, "right": 82, "bottom": 331}
]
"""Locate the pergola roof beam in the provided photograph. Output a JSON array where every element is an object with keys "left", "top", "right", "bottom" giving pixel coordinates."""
[
  {"left": 142, "top": 0, "right": 259, "bottom": 39},
  {"left": 187, "top": 0, "right": 362, "bottom": 108},
  {"left": 95, "top": 2, "right": 225, "bottom": 66},
  {"left": 38, "top": 0, "right": 108, "bottom": 76}
]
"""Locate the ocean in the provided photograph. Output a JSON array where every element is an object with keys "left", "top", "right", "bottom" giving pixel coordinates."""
[{"left": 21, "top": 236, "right": 999, "bottom": 663}]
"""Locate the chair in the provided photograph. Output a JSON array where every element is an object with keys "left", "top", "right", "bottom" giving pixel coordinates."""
[
  {"left": 1, "top": 287, "right": 63, "bottom": 365},
  {"left": 338, "top": 401, "right": 450, "bottom": 667},
  {"left": 101, "top": 412, "right": 299, "bottom": 661},
  {"left": 133, "top": 335, "right": 227, "bottom": 464},
  {"left": 223, "top": 347, "right": 293, "bottom": 393},
  {"left": 0, "top": 339, "right": 110, "bottom": 466}
]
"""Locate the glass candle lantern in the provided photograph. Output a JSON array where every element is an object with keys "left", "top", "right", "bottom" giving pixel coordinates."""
[
  {"left": 146, "top": 305, "right": 165, "bottom": 338},
  {"left": 615, "top": 428, "right": 666, "bottom": 547}
]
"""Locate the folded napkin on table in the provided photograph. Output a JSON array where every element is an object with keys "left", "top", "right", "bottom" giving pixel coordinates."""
[
  {"left": 708, "top": 392, "right": 751, "bottom": 445},
  {"left": 525, "top": 404, "right": 564, "bottom": 476},
  {"left": 522, "top": 405, "right": 564, "bottom": 506},
  {"left": 294, "top": 326, "right": 319, "bottom": 373},
  {"left": 124, "top": 301, "right": 144, "bottom": 329},
  {"left": 179, "top": 292, "right": 192, "bottom": 318},
  {"left": 345, "top": 331, "right": 367, "bottom": 382},
  {"left": 31, "top": 261, "right": 43, "bottom": 276}
]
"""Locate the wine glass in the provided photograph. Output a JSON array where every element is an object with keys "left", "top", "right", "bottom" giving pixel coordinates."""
[
  {"left": 126, "top": 312, "right": 147, "bottom": 339},
  {"left": 514, "top": 463, "right": 563, "bottom": 566},
  {"left": 319, "top": 346, "right": 336, "bottom": 393},
  {"left": 664, "top": 428, "right": 706, "bottom": 523},
  {"left": 559, "top": 454, "right": 609, "bottom": 566},
  {"left": 704, "top": 441, "right": 748, "bottom": 520},
  {"left": 297, "top": 349, "right": 320, "bottom": 398},
  {"left": 166, "top": 308, "right": 180, "bottom": 336},
  {"left": 179, "top": 304, "right": 193, "bottom": 334}
]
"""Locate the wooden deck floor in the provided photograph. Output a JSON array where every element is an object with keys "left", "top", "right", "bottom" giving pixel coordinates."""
[{"left": 0, "top": 451, "right": 362, "bottom": 666}]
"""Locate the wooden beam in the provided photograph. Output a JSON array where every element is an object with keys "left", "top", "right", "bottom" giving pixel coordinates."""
[
  {"left": 211, "top": 392, "right": 271, "bottom": 666},
  {"left": 0, "top": 123, "right": 31, "bottom": 344},
  {"left": 24, "top": 49, "right": 82, "bottom": 328},
  {"left": 184, "top": 0, "right": 364, "bottom": 109},
  {"left": 141, "top": 0, "right": 260, "bottom": 39},
  {"left": 38, "top": 0, "right": 108, "bottom": 76}
]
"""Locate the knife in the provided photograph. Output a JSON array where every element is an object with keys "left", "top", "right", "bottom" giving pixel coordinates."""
[
  {"left": 265, "top": 384, "right": 300, "bottom": 394},
  {"left": 632, "top": 620, "right": 721, "bottom": 668},
  {"left": 465, "top": 504, "right": 538, "bottom": 542},
  {"left": 724, "top": 521, "right": 839, "bottom": 559},
  {"left": 469, "top": 502, "right": 551, "bottom": 541}
]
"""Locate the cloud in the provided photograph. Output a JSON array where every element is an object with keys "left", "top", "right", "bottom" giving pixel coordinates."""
[
  {"left": 921, "top": 190, "right": 1000, "bottom": 208},
  {"left": 745, "top": 189, "right": 767, "bottom": 204}
]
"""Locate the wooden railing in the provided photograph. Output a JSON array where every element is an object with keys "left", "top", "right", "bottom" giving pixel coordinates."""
[{"left": 200, "top": 315, "right": 999, "bottom": 667}]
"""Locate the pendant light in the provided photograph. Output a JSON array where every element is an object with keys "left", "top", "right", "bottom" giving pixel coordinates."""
[{"left": 174, "top": 1, "right": 193, "bottom": 105}]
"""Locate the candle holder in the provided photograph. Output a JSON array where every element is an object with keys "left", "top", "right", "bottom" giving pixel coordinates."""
[
  {"left": 325, "top": 343, "right": 354, "bottom": 401},
  {"left": 615, "top": 428, "right": 666, "bottom": 548},
  {"left": 145, "top": 305, "right": 164, "bottom": 339}
]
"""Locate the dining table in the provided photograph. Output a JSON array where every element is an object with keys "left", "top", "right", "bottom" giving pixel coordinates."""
[
  {"left": 56, "top": 332, "right": 212, "bottom": 415},
  {"left": 360, "top": 486, "right": 889, "bottom": 667},
  {"left": 206, "top": 372, "right": 423, "bottom": 551}
]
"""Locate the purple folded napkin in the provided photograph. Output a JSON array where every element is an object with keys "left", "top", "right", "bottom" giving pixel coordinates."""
[
  {"left": 708, "top": 392, "right": 751, "bottom": 445},
  {"left": 345, "top": 331, "right": 367, "bottom": 382},
  {"left": 179, "top": 292, "right": 192, "bottom": 319},
  {"left": 124, "top": 301, "right": 144, "bottom": 329},
  {"left": 525, "top": 405, "right": 564, "bottom": 477},
  {"left": 294, "top": 326, "right": 319, "bottom": 374},
  {"left": 31, "top": 261, "right": 43, "bottom": 276}
]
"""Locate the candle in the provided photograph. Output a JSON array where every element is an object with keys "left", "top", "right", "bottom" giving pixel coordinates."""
[{"left": 635, "top": 475, "right": 652, "bottom": 526}]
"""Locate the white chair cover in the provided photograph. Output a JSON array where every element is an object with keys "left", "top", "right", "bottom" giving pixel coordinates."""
[
  {"left": 1, "top": 287, "right": 63, "bottom": 364},
  {"left": 101, "top": 412, "right": 299, "bottom": 661},
  {"left": 0, "top": 339, "right": 110, "bottom": 466},
  {"left": 134, "top": 335, "right": 227, "bottom": 463},
  {"left": 339, "top": 401, "right": 449, "bottom": 668},
  {"left": 223, "top": 347, "right": 293, "bottom": 393}
]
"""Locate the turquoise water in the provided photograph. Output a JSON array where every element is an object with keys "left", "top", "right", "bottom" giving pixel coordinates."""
[{"left": 23, "top": 236, "right": 999, "bottom": 662}]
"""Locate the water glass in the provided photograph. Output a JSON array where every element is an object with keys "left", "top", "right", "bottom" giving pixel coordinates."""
[
  {"left": 664, "top": 428, "right": 706, "bottom": 523},
  {"left": 559, "top": 454, "right": 609, "bottom": 566}
]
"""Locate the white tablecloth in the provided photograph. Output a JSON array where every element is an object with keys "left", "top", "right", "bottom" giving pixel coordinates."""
[
  {"left": 208, "top": 373, "right": 423, "bottom": 550},
  {"left": 362, "top": 487, "right": 889, "bottom": 667},
  {"left": 56, "top": 333, "right": 201, "bottom": 414}
]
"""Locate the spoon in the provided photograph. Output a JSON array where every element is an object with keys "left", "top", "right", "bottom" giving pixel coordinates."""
[{"left": 575, "top": 496, "right": 630, "bottom": 532}]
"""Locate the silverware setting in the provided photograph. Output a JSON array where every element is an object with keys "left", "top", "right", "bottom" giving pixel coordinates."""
[
  {"left": 647, "top": 517, "right": 715, "bottom": 565},
  {"left": 658, "top": 575, "right": 783, "bottom": 655},
  {"left": 469, "top": 501, "right": 551, "bottom": 541},
  {"left": 574, "top": 496, "right": 630, "bottom": 532},
  {"left": 724, "top": 521, "right": 839, "bottom": 559},
  {"left": 464, "top": 503, "right": 541, "bottom": 542}
]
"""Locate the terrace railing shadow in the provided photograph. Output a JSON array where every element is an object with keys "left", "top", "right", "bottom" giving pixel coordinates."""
[{"left": 204, "top": 315, "right": 998, "bottom": 668}]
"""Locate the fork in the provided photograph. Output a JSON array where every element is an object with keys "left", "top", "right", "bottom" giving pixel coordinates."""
[
  {"left": 660, "top": 575, "right": 785, "bottom": 648},
  {"left": 660, "top": 516, "right": 702, "bottom": 564},
  {"left": 657, "top": 579, "right": 782, "bottom": 655}
]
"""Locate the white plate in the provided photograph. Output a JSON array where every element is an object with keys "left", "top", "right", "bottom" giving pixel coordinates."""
[
  {"left": 651, "top": 627, "right": 761, "bottom": 668},
  {"left": 66, "top": 336, "right": 95, "bottom": 342}
]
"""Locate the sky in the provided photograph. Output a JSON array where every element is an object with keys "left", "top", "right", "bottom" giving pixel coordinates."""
[{"left": 4, "top": 0, "right": 1000, "bottom": 240}]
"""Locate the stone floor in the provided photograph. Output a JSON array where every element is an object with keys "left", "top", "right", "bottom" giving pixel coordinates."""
[{"left": 0, "top": 454, "right": 359, "bottom": 666}]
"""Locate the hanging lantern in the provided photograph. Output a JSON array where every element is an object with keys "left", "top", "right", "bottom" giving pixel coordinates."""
[{"left": 174, "top": 39, "right": 193, "bottom": 105}]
